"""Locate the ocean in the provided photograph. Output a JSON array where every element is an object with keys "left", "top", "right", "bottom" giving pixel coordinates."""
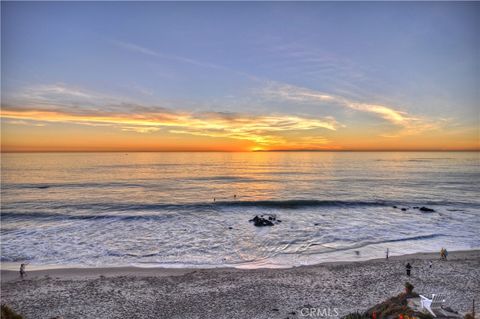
[{"left": 1, "top": 152, "right": 479, "bottom": 269}]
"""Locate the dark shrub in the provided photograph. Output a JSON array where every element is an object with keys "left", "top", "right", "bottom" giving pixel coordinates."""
[{"left": 1, "top": 304, "right": 23, "bottom": 319}]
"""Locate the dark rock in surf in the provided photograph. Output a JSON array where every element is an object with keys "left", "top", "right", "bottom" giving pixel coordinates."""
[
  {"left": 419, "top": 206, "right": 435, "bottom": 212},
  {"left": 249, "top": 215, "right": 259, "bottom": 223},
  {"left": 255, "top": 218, "right": 274, "bottom": 227},
  {"left": 393, "top": 206, "right": 398, "bottom": 209},
  {"left": 401, "top": 208, "right": 407, "bottom": 211},
  {"left": 249, "top": 214, "right": 278, "bottom": 227}
]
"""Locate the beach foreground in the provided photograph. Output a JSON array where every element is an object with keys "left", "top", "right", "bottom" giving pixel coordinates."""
[{"left": 1, "top": 250, "right": 479, "bottom": 319}]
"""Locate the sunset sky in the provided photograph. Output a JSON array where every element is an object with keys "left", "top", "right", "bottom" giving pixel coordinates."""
[{"left": 1, "top": 2, "right": 479, "bottom": 152}]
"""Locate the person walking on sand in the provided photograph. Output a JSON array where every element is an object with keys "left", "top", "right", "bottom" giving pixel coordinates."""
[
  {"left": 440, "top": 247, "right": 448, "bottom": 260},
  {"left": 406, "top": 263, "right": 412, "bottom": 276},
  {"left": 19, "top": 263, "right": 26, "bottom": 279}
]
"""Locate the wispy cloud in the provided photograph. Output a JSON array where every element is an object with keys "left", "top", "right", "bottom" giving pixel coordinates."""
[
  {"left": 169, "top": 114, "right": 338, "bottom": 145},
  {"left": 260, "top": 40, "right": 375, "bottom": 99},
  {"left": 121, "top": 126, "right": 161, "bottom": 133},
  {"left": 111, "top": 40, "right": 261, "bottom": 82},
  {"left": 3, "top": 81, "right": 451, "bottom": 151},
  {"left": 10, "top": 83, "right": 120, "bottom": 112},
  {"left": 5, "top": 119, "right": 47, "bottom": 127},
  {"left": 112, "top": 40, "right": 159, "bottom": 57},
  {"left": 2, "top": 107, "right": 338, "bottom": 146},
  {"left": 261, "top": 82, "right": 443, "bottom": 135},
  {"left": 1, "top": 84, "right": 339, "bottom": 148},
  {"left": 112, "top": 40, "right": 227, "bottom": 71}
]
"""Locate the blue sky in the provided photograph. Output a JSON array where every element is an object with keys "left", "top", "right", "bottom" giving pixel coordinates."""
[{"left": 1, "top": 2, "right": 479, "bottom": 151}]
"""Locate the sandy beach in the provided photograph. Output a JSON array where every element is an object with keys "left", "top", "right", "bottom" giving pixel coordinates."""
[{"left": 1, "top": 250, "right": 479, "bottom": 319}]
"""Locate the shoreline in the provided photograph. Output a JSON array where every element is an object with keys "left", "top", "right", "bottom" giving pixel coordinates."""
[
  {"left": 2, "top": 249, "right": 479, "bottom": 318},
  {"left": 1, "top": 249, "right": 478, "bottom": 283}
]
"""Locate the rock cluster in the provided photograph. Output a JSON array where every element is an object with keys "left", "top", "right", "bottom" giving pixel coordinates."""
[
  {"left": 392, "top": 206, "right": 436, "bottom": 212},
  {"left": 249, "top": 214, "right": 282, "bottom": 227}
]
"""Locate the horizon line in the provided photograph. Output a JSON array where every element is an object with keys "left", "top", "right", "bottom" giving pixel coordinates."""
[{"left": 1, "top": 149, "right": 479, "bottom": 153}]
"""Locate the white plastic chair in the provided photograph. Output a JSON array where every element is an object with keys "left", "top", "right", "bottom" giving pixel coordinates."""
[{"left": 420, "top": 294, "right": 446, "bottom": 317}]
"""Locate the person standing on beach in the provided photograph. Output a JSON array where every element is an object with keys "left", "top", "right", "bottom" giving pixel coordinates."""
[
  {"left": 386, "top": 248, "right": 389, "bottom": 260},
  {"left": 19, "top": 263, "right": 26, "bottom": 279},
  {"left": 440, "top": 247, "right": 449, "bottom": 260},
  {"left": 406, "top": 263, "right": 412, "bottom": 276}
]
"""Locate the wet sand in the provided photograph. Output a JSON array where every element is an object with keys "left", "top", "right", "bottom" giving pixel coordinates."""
[{"left": 1, "top": 250, "right": 479, "bottom": 319}]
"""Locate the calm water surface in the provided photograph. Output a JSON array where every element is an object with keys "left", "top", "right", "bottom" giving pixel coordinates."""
[{"left": 1, "top": 152, "right": 479, "bottom": 269}]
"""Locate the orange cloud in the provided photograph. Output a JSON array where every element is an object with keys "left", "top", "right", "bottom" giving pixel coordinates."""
[
  {"left": 1, "top": 106, "right": 338, "bottom": 149},
  {"left": 2, "top": 83, "right": 476, "bottom": 152}
]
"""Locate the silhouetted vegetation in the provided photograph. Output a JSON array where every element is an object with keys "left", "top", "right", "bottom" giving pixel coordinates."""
[
  {"left": 342, "top": 290, "right": 435, "bottom": 319},
  {"left": 1, "top": 304, "right": 23, "bottom": 319}
]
